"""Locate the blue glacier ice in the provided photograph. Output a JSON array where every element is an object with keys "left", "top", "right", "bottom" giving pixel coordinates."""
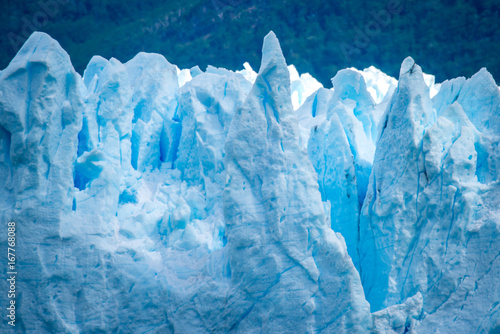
[
  {"left": 0, "top": 31, "right": 499, "bottom": 333},
  {"left": 222, "top": 32, "right": 371, "bottom": 332},
  {"left": 358, "top": 57, "right": 500, "bottom": 333}
]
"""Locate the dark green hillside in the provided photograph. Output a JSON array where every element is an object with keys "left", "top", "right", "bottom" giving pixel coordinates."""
[{"left": 1, "top": 0, "right": 499, "bottom": 85}]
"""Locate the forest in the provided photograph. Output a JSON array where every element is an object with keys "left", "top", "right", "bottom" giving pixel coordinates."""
[{"left": 1, "top": 0, "right": 499, "bottom": 85}]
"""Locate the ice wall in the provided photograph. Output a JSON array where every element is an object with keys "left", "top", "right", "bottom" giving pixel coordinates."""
[{"left": 0, "top": 31, "right": 499, "bottom": 334}]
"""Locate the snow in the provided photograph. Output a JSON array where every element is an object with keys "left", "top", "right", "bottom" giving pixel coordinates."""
[{"left": 0, "top": 31, "right": 499, "bottom": 333}]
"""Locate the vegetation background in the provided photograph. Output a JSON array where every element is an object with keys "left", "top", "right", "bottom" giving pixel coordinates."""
[{"left": 1, "top": 0, "right": 499, "bottom": 86}]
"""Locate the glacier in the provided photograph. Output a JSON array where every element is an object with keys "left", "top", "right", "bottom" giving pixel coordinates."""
[{"left": 0, "top": 30, "right": 499, "bottom": 333}]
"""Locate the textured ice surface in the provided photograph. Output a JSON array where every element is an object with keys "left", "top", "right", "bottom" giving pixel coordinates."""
[
  {"left": 223, "top": 32, "right": 371, "bottom": 332},
  {"left": 358, "top": 57, "right": 500, "bottom": 333},
  {"left": 237, "top": 61, "right": 322, "bottom": 110},
  {"left": 0, "top": 31, "right": 499, "bottom": 333}
]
